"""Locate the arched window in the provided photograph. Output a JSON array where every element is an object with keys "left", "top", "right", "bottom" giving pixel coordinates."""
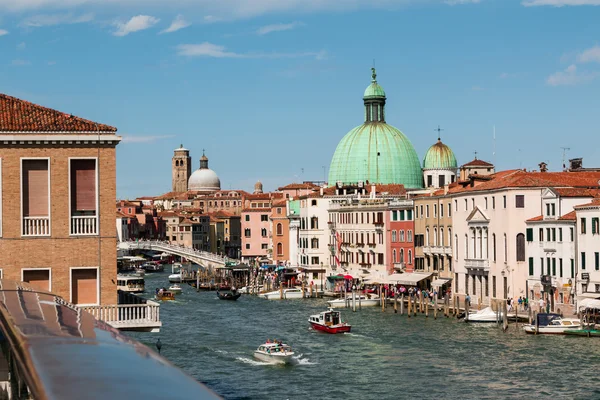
[
  {"left": 261, "top": 228, "right": 267, "bottom": 237},
  {"left": 426, "top": 228, "right": 430, "bottom": 246},
  {"left": 175, "top": 160, "right": 179, "bottom": 166},
  {"left": 440, "top": 228, "right": 444, "bottom": 246},
  {"left": 311, "top": 238, "right": 319, "bottom": 249},
  {"left": 277, "top": 242, "right": 283, "bottom": 256},
  {"left": 516, "top": 233, "right": 525, "bottom": 261},
  {"left": 392, "top": 230, "right": 397, "bottom": 242},
  {"left": 408, "top": 250, "right": 412, "bottom": 264},
  {"left": 276, "top": 223, "right": 283, "bottom": 236},
  {"left": 400, "top": 249, "right": 405, "bottom": 263},
  {"left": 400, "top": 230, "right": 405, "bottom": 242},
  {"left": 393, "top": 249, "right": 397, "bottom": 263},
  {"left": 311, "top": 217, "right": 318, "bottom": 230},
  {"left": 433, "top": 228, "right": 438, "bottom": 246}
]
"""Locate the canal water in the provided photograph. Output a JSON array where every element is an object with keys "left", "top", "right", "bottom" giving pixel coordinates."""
[{"left": 127, "top": 271, "right": 600, "bottom": 400}]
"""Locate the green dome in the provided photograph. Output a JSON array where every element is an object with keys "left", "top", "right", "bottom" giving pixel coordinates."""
[
  {"left": 364, "top": 82, "right": 386, "bottom": 98},
  {"left": 423, "top": 139, "right": 457, "bottom": 170}
]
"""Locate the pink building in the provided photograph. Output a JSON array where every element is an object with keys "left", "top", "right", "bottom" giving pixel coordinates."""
[{"left": 241, "top": 193, "right": 284, "bottom": 264}]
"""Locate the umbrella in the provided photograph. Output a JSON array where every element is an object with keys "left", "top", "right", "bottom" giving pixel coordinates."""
[
  {"left": 276, "top": 266, "right": 286, "bottom": 271},
  {"left": 327, "top": 275, "right": 344, "bottom": 281},
  {"left": 343, "top": 275, "right": 353, "bottom": 280}
]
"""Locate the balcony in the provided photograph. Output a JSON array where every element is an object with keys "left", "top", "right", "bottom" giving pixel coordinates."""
[
  {"left": 367, "top": 242, "right": 376, "bottom": 247},
  {"left": 465, "top": 259, "right": 489, "bottom": 270},
  {"left": 81, "top": 301, "right": 161, "bottom": 332},
  {"left": 540, "top": 242, "right": 557, "bottom": 253},
  {"left": 327, "top": 221, "right": 336, "bottom": 229},
  {"left": 71, "top": 215, "right": 98, "bottom": 235},
  {"left": 22, "top": 216, "right": 50, "bottom": 236},
  {"left": 423, "top": 246, "right": 433, "bottom": 255},
  {"left": 374, "top": 220, "right": 384, "bottom": 226}
]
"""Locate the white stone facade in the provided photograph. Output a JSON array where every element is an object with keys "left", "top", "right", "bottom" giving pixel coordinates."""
[{"left": 575, "top": 202, "right": 600, "bottom": 301}]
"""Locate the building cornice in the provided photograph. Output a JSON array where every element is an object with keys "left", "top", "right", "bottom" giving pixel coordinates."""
[{"left": 0, "top": 133, "right": 122, "bottom": 145}]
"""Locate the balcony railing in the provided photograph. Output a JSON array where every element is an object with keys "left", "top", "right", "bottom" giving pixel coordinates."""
[
  {"left": 71, "top": 215, "right": 98, "bottom": 235},
  {"left": 81, "top": 301, "right": 161, "bottom": 332},
  {"left": 465, "top": 259, "right": 489, "bottom": 270},
  {"left": 22, "top": 216, "right": 50, "bottom": 236},
  {"left": 423, "top": 246, "right": 433, "bottom": 255}
]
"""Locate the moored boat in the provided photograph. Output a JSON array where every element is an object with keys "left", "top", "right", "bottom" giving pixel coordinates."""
[
  {"left": 169, "top": 284, "right": 182, "bottom": 295},
  {"left": 308, "top": 308, "right": 351, "bottom": 334},
  {"left": 217, "top": 290, "right": 241, "bottom": 301},
  {"left": 260, "top": 288, "right": 304, "bottom": 300},
  {"left": 327, "top": 295, "right": 380, "bottom": 308},
  {"left": 523, "top": 313, "right": 581, "bottom": 334},
  {"left": 116, "top": 274, "right": 145, "bottom": 293},
  {"left": 253, "top": 342, "right": 294, "bottom": 364},
  {"left": 465, "top": 306, "right": 503, "bottom": 323}
]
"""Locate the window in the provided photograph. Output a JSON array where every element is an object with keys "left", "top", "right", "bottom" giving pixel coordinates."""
[
  {"left": 581, "top": 218, "right": 587, "bottom": 234},
  {"left": 311, "top": 217, "right": 318, "bottom": 230},
  {"left": 420, "top": 205, "right": 423, "bottom": 217},
  {"left": 570, "top": 227, "right": 574, "bottom": 241},
  {"left": 261, "top": 228, "right": 267, "bottom": 237},
  {"left": 516, "top": 234, "right": 525, "bottom": 261},
  {"left": 392, "top": 211, "right": 398, "bottom": 221},
  {"left": 439, "top": 175, "right": 445, "bottom": 188},
  {"left": 515, "top": 195, "right": 525, "bottom": 208},
  {"left": 504, "top": 234, "right": 507, "bottom": 262},
  {"left": 493, "top": 275, "right": 497, "bottom": 298},
  {"left": 407, "top": 230, "right": 412, "bottom": 242},
  {"left": 400, "top": 249, "right": 405, "bottom": 263},
  {"left": 546, "top": 257, "right": 551, "bottom": 275},
  {"left": 546, "top": 203, "right": 550, "bottom": 216},
  {"left": 261, "top": 243, "right": 268, "bottom": 250},
  {"left": 552, "top": 228, "right": 556, "bottom": 242},
  {"left": 529, "top": 258, "right": 534, "bottom": 276},
  {"left": 245, "top": 215, "right": 250, "bottom": 222},
  {"left": 593, "top": 218, "right": 599, "bottom": 235},
  {"left": 408, "top": 250, "right": 412, "bottom": 264},
  {"left": 276, "top": 223, "right": 283, "bottom": 236},
  {"left": 22, "top": 159, "right": 50, "bottom": 236},
  {"left": 407, "top": 210, "right": 413, "bottom": 220},
  {"left": 492, "top": 197, "right": 496, "bottom": 209},
  {"left": 310, "top": 256, "right": 320, "bottom": 265},
  {"left": 71, "top": 267, "right": 98, "bottom": 305},
  {"left": 22, "top": 268, "right": 51, "bottom": 291},
  {"left": 448, "top": 203, "right": 452, "bottom": 217},
  {"left": 311, "top": 238, "right": 319, "bottom": 249},
  {"left": 245, "top": 243, "right": 250, "bottom": 249},
  {"left": 559, "top": 259, "right": 563, "bottom": 278},
  {"left": 526, "top": 228, "right": 533, "bottom": 242},
  {"left": 426, "top": 205, "right": 430, "bottom": 218},
  {"left": 392, "top": 230, "right": 397, "bottom": 242},
  {"left": 464, "top": 199, "right": 468, "bottom": 211},
  {"left": 455, "top": 200, "right": 458, "bottom": 212},
  {"left": 551, "top": 203, "right": 556, "bottom": 216},
  {"left": 503, "top": 196, "right": 507, "bottom": 208},
  {"left": 596, "top": 252, "right": 599, "bottom": 271},
  {"left": 546, "top": 228, "right": 551, "bottom": 242},
  {"left": 571, "top": 259, "right": 574, "bottom": 278},
  {"left": 582, "top": 252, "right": 586, "bottom": 270},
  {"left": 539, "top": 228, "right": 544, "bottom": 242},
  {"left": 492, "top": 233, "right": 496, "bottom": 262},
  {"left": 434, "top": 204, "right": 437, "bottom": 218},
  {"left": 559, "top": 228, "right": 563, "bottom": 242},
  {"left": 261, "top": 215, "right": 268, "bottom": 222},
  {"left": 393, "top": 249, "right": 397, "bottom": 263},
  {"left": 277, "top": 207, "right": 282, "bottom": 215},
  {"left": 552, "top": 258, "right": 556, "bottom": 276},
  {"left": 311, "top": 200, "right": 317, "bottom": 206},
  {"left": 244, "top": 228, "right": 251, "bottom": 237},
  {"left": 485, "top": 197, "right": 488, "bottom": 209},
  {"left": 277, "top": 243, "right": 283, "bottom": 256}
]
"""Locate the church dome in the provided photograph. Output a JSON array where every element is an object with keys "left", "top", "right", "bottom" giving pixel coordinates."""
[
  {"left": 188, "top": 152, "right": 221, "bottom": 191},
  {"left": 254, "top": 180, "right": 264, "bottom": 194},
  {"left": 423, "top": 139, "right": 457, "bottom": 170},
  {"left": 328, "top": 69, "right": 423, "bottom": 189}
]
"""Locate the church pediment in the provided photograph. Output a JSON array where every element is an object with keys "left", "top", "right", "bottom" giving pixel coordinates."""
[
  {"left": 466, "top": 206, "right": 489, "bottom": 223},
  {"left": 542, "top": 188, "right": 558, "bottom": 200}
]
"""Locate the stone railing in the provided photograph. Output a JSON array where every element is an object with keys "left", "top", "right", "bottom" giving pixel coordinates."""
[
  {"left": 71, "top": 215, "right": 98, "bottom": 235},
  {"left": 465, "top": 259, "right": 490, "bottom": 270},
  {"left": 81, "top": 301, "right": 161, "bottom": 332}
]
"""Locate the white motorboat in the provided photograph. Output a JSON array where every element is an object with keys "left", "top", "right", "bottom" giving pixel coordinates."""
[
  {"left": 168, "top": 263, "right": 183, "bottom": 283},
  {"left": 327, "top": 295, "right": 380, "bottom": 308},
  {"left": 260, "top": 288, "right": 304, "bottom": 300},
  {"left": 134, "top": 268, "right": 145, "bottom": 277},
  {"left": 253, "top": 342, "right": 294, "bottom": 364},
  {"left": 465, "top": 306, "right": 503, "bottom": 323},
  {"left": 238, "top": 285, "right": 263, "bottom": 294},
  {"left": 169, "top": 284, "right": 182, "bottom": 295},
  {"left": 524, "top": 313, "right": 581, "bottom": 334}
]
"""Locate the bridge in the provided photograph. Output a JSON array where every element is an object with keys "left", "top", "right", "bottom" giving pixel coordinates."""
[{"left": 118, "top": 240, "right": 231, "bottom": 270}]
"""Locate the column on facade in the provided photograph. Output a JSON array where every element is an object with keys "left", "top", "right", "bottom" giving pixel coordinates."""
[
  {"left": 483, "top": 228, "right": 488, "bottom": 260},
  {"left": 478, "top": 227, "right": 483, "bottom": 260},
  {"left": 470, "top": 228, "right": 476, "bottom": 259}
]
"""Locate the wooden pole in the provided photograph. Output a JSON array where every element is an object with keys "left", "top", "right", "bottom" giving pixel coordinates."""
[
  {"left": 528, "top": 305, "right": 533, "bottom": 324},
  {"left": 407, "top": 293, "right": 411, "bottom": 318},
  {"left": 453, "top": 295, "right": 457, "bottom": 317},
  {"left": 352, "top": 289, "right": 356, "bottom": 312},
  {"left": 280, "top": 283, "right": 283, "bottom": 300},
  {"left": 534, "top": 311, "right": 538, "bottom": 335},
  {"left": 502, "top": 302, "right": 509, "bottom": 331},
  {"left": 434, "top": 295, "right": 438, "bottom": 319},
  {"left": 413, "top": 293, "right": 417, "bottom": 317},
  {"left": 425, "top": 296, "right": 429, "bottom": 318},
  {"left": 400, "top": 293, "right": 404, "bottom": 315},
  {"left": 465, "top": 297, "right": 470, "bottom": 322},
  {"left": 394, "top": 291, "right": 398, "bottom": 314},
  {"left": 381, "top": 285, "right": 385, "bottom": 312},
  {"left": 302, "top": 280, "right": 305, "bottom": 299}
]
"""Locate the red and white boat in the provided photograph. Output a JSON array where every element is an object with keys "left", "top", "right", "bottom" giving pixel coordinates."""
[{"left": 308, "top": 308, "right": 351, "bottom": 334}]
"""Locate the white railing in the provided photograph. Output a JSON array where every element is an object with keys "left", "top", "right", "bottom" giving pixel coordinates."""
[
  {"left": 81, "top": 301, "right": 161, "bottom": 327},
  {"left": 22, "top": 216, "right": 50, "bottom": 236},
  {"left": 443, "top": 246, "right": 452, "bottom": 256},
  {"left": 465, "top": 259, "right": 489, "bottom": 270},
  {"left": 423, "top": 246, "right": 433, "bottom": 255},
  {"left": 71, "top": 215, "right": 98, "bottom": 235},
  {"left": 119, "top": 241, "right": 230, "bottom": 264}
]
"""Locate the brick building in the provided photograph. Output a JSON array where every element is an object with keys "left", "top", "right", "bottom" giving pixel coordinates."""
[{"left": 0, "top": 93, "right": 121, "bottom": 305}]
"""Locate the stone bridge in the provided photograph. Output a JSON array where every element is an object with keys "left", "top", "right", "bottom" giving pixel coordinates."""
[{"left": 118, "top": 241, "right": 230, "bottom": 270}]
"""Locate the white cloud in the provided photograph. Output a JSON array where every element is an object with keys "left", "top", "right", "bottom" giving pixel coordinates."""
[
  {"left": 11, "top": 59, "right": 31, "bottom": 66},
  {"left": 256, "top": 21, "right": 303, "bottom": 35},
  {"left": 113, "top": 15, "right": 159, "bottom": 37},
  {"left": 21, "top": 12, "right": 94, "bottom": 27},
  {"left": 17, "top": 42, "right": 26, "bottom": 50},
  {"left": 121, "top": 134, "right": 175, "bottom": 144},
  {"left": 160, "top": 14, "right": 190, "bottom": 34},
  {"left": 176, "top": 42, "right": 326, "bottom": 60},
  {"left": 522, "top": 0, "right": 600, "bottom": 6},
  {"left": 577, "top": 45, "right": 600, "bottom": 63},
  {"left": 546, "top": 64, "right": 599, "bottom": 86},
  {"left": 0, "top": 29, "right": 8, "bottom": 36}
]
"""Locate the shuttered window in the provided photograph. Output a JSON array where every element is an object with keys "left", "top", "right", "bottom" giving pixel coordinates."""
[
  {"left": 71, "top": 268, "right": 98, "bottom": 304},
  {"left": 71, "top": 159, "right": 96, "bottom": 212},
  {"left": 23, "top": 269, "right": 50, "bottom": 291},
  {"left": 22, "top": 160, "right": 49, "bottom": 217},
  {"left": 528, "top": 257, "right": 534, "bottom": 276},
  {"left": 526, "top": 228, "right": 533, "bottom": 242}
]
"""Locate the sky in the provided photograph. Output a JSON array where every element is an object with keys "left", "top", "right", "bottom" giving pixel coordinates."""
[{"left": 1, "top": 0, "right": 599, "bottom": 199}]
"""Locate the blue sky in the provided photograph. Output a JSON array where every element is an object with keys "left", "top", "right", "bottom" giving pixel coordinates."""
[{"left": 1, "top": 0, "right": 599, "bottom": 199}]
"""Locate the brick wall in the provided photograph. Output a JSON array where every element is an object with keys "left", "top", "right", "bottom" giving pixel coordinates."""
[{"left": 0, "top": 146, "right": 118, "bottom": 304}]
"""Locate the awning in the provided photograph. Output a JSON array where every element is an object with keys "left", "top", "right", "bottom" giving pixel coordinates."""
[
  {"left": 389, "top": 272, "right": 433, "bottom": 286},
  {"left": 299, "top": 267, "right": 326, "bottom": 272},
  {"left": 431, "top": 278, "right": 451, "bottom": 287},
  {"left": 578, "top": 298, "right": 600, "bottom": 309},
  {"left": 578, "top": 292, "right": 600, "bottom": 300}
]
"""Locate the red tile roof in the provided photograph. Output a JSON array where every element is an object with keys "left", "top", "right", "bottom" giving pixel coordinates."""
[
  {"left": 462, "top": 158, "right": 494, "bottom": 167},
  {"left": 277, "top": 182, "right": 320, "bottom": 191},
  {"left": 0, "top": 93, "right": 117, "bottom": 132},
  {"left": 553, "top": 188, "right": 600, "bottom": 198},
  {"left": 559, "top": 211, "right": 577, "bottom": 220},
  {"left": 526, "top": 215, "right": 544, "bottom": 222},
  {"left": 574, "top": 199, "right": 600, "bottom": 209}
]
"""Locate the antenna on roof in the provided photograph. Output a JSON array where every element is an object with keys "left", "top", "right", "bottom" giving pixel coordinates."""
[
  {"left": 561, "top": 147, "right": 570, "bottom": 171},
  {"left": 493, "top": 126, "right": 496, "bottom": 167}
]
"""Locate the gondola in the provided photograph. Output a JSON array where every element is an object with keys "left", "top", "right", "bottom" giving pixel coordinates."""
[{"left": 217, "top": 290, "right": 241, "bottom": 301}]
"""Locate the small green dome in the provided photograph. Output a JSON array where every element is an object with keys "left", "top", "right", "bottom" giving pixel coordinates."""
[
  {"left": 423, "top": 139, "right": 458, "bottom": 170},
  {"left": 363, "top": 67, "right": 386, "bottom": 98}
]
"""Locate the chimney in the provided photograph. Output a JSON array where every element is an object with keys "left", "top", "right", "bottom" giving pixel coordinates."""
[
  {"left": 370, "top": 185, "right": 376, "bottom": 199},
  {"left": 569, "top": 158, "right": 583, "bottom": 171},
  {"left": 320, "top": 187, "right": 323, "bottom": 196}
]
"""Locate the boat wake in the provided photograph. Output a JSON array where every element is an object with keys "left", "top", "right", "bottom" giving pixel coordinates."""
[
  {"left": 293, "top": 354, "right": 317, "bottom": 365},
  {"left": 344, "top": 332, "right": 372, "bottom": 339},
  {"left": 235, "top": 357, "right": 272, "bottom": 366}
]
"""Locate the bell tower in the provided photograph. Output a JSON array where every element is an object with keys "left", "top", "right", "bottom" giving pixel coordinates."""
[{"left": 172, "top": 144, "right": 191, "bottom": 192}]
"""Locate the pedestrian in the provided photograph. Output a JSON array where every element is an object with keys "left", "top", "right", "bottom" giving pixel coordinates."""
[
  {"left": 524, "top": 297, "right": 529, "bottom": 311},
  {"left": 518, "top": 296, "right": 523, "bottom": 311},
  {"left": 466, "top": 294, "right": 471, "bottom": 306},
  {"left": 539, "top": 297, "right": 545, "bottom": 313}
]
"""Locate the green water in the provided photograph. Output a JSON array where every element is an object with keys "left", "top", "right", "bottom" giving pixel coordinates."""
[{"left": 127, "top": 271, "right": 600, "bottom": 400}]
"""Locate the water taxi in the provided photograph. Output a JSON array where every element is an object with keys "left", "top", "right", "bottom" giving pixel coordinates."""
[
  {"left": 327, "top": 295, "right": 380, "bottom": 308},
  {"left": 523, "top": 313, "right": 581, "bottom": 334},
  {"left": 169, "top": 284, "right": 182, "bottom": 295},
  {"left": 253, "top": 342, "right": 294, "bottom": 364},
  {"left": 260, "top": 288, "right": 304, "bottom": 300},
  {"left": 155, "top": 289, "right": 175, "bottom": 301},
  {"left": 308, "top": 308, "right": 351, "bottom": 334},
  {"left": 116, "top": 274, "right": 145, "bottom": 293}
]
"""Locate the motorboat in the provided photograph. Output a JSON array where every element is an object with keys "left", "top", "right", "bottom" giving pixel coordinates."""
[
  {"left": 217, "top": 290, "right": 241, "bottom": 301},
  {"left": 308, "top": 308, "right": 351, "bottom": 334},
  {"left": 253, "top": 342, "right": 294, "bottom": 364},
  {"left": 260, "top": 288, "right": 304, "bottom": 300},
  {"left": 238, "top": 285, "right": 263, "bottom": 294},
  {"left": 116, "top": 274, "right": 145, "bottom": 293},
  {"left": 465, "top": 306, "right": 503, "bottom": 323},
  {"left": 168, "top": 263, "right": 183, "bottom": 283},
  {"left": 169, "top": 284, "right": 182, "bottom": 295},
  {"left": 142, "top": 262, "right": 164, "bottom": 272},
  {"left": 327, "top": 295, "right": 380, "bottom": 309},
  {"left": 155, "top": 289, "right": 175, "bottom": 301},
  {"left": 523, "top": 313, "right": 582, "bottom": 334},
  {"left": 134, "top": 268, "right": 145, "bottom": 277}
]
